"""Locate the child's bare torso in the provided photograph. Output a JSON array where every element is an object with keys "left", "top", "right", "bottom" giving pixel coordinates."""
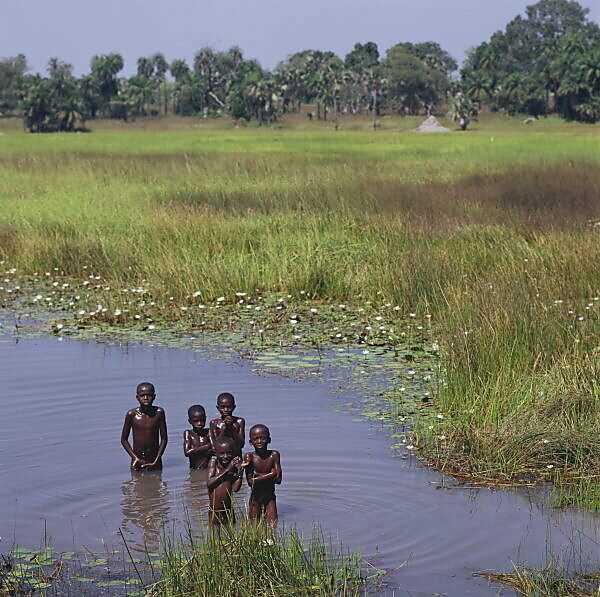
[
  {"left": 247, "top": 450, "right": 278, "bottom": 501},
  {"left": 184, "top": 428, "right": 212, "bottom": 469},
  {"left": 129, "top": 406, "right": 163, "bottom": 460}
]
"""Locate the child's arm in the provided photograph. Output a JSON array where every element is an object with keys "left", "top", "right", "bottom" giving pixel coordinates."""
[
  {"left": 234, "top": 417, "right": 246, "bottom": 450},
  {"left": 243, "top": 453, "right": 254, "bottom": 486},
  {"left": 207, "top": 456, "right": 242, "bottom": 490},
  {"left": 120, "top": 411, "right": 139, "bottom": 462},
  {"left": 209, "top": 420, "right": 225, "bottom": 447},
  {"left": 141, "top": 408, "right": 168, "bottom": 469},
  {"left": 251, "top": 451, "right": 282, "bottom": 485}
]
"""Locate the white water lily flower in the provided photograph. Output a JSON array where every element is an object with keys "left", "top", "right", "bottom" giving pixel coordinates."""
[
  {"left": 362, "top": 350, "right": 370, "bottom": 355},
  {"left": 310, "top": 308, "right": 318, "bottom": 313},
  {"left": 437, "top": 414, "right": 444, "bottom": 419},
  {"left": 148, "top": 324, "right": 156, "bottom": 330},
  {"left": 546, "top": 465, "right": 554, "bottom": 469},
  {"left": 114, "top": 309, "right": 122, "bottom": 316},
  {"left": 193, "top": 291, "right": 202, "bottom": 297},
  {"left": 216, "top": 297, "right": 225, "bottom": 302},
  {"left": 406, "top": 444, "right": 414, "bottom": 450},
  {"left": 290, "top": 319, "right": 298, "bottom": 324},
  {"left": 409, "top": 313, "right": 416, "bottom": 317}
]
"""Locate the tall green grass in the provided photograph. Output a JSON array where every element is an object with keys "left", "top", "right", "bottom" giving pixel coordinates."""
[
  {"left": 149, "top": 522, "right": 368, "bottom": 597},
  {"left": 0, "top": 121, "right": 598, "bottom": 505}
]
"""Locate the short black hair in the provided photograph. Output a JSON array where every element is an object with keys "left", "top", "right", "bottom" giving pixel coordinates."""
[
  {"left": 214, "top": 437, "right": 237, "bottom": 451},
  {"left": 217, "top": 392, "right": 235, "bottom": 404},
  {"left": 188, "top": 404, "right": 206, "bottom": 417},
  {"left": 250, "top": 424, "right": 270, "bottom": 437},
  {"left": 136, "top": 382, "right": 155, "bottom": 395}
]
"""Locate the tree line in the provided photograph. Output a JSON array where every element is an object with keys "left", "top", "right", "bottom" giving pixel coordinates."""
[{"left": 0, "top": 0, "right": 598, "bottom": 132}]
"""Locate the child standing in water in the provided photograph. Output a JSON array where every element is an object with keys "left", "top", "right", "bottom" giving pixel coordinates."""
[
  {"left": 243, "top": 424, "right": 282, "bottom": 522},
  {"left": 207, "top": 437, "right": 243, "bottom": 525},
  {"left": 121, "top": 382, "right": 168, "bottom": 470},
  {"left": 183, "top": 405, "right": 213, "bottom": 469},
  {"left": 209, "top": 392, "right": 245, "bottom": 456}
]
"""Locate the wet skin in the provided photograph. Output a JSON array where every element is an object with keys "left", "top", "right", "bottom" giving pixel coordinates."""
[
  {"left": 243, "top": 425, "right": 282, "bottom": 522},
  {"left": 183, "top": 411, "right": 213, "bottom": 469},
  {"left": 121, "top": 385, "right": 168, "bottom": 470},
  {"left": 207, "top": 439, "right": 243, "bottom": 525},
  {"left": 209, "top": 396, "right": 245, "bottom": 456}
]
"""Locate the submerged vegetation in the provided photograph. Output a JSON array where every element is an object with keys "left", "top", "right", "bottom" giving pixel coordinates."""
[{"left": 0, "top": 120, "right": 598, "bottom": 512}]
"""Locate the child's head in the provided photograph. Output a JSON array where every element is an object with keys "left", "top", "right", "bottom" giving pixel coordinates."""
[
  {"left": 188, "top": 405, "right": 206, "bottom": 429},
  {"left": 136, "top": 382, "right": 156, "bottom": 406},
  {"left": 249, "top": 424, "right": 271, "bottom": 451},
  {"left": 214, "top": 437, "right": 237, "bottom": 466},
  {"left": 216, "top": 392, "right": 236, "bottom": 417}
]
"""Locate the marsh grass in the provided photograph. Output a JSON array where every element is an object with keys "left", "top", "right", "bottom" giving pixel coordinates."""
[
  {"left": 148, "top": 521, "right": 369, "bottom": 597},
  {"left": 0, "top": 123, "right": 598, "bottom": 505},
  {"left": 476, "top": 566, "right": 600, "bottom": 596}
]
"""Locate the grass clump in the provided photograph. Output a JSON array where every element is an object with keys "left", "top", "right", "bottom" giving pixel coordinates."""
[
  {"left": 476, "top": 565, "right": 600, "bottom": 596},
  {"left": 148, "top": 522, "right": 370, "bottom": 597}
]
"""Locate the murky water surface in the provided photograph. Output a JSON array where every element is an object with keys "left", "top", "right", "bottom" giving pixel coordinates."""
[{"left": 1, "top": 331, "right": 599, "bottom": 595}]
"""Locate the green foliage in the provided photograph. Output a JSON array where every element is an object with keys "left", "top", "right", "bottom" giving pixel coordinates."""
[
  {"left": 461, "top": 0, "right": 600, "bottom": 120},
  {"left": 19, "top": 59, "right": 85, "bottom": 132},
  {"left": 344, "top": 41, "right": 379, "bottom": 71},
  {"left": 382, "top": 46, "right": 449, "bottom": 114},
  {"left": 149, "top": 522, "right": 368, "bottom": 597},
  {"left": 0, "top": 54, "right": 28, "bottom": 113},
  {"left": 393, "top": 41, "right": 457, "bottom": 75}
]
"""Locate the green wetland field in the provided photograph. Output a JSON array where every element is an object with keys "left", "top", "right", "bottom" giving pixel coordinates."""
[
  {"left": 0, "top": 114, "right": 599, "bottom": 595},
  {"left": 0, "top": 115, "right": 599, "bottom": 502}
]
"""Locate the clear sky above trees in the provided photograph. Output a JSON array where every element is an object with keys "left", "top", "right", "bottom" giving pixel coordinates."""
[{"left": 2, "top": 0, "right": 598, "bottom": 76}]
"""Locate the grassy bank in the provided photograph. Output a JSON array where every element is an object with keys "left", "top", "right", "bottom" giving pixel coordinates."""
[{"left": 0, "top": 117, "right": 598, "bottom": 507}]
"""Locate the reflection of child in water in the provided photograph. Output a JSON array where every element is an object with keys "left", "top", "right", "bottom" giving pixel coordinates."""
[
  {"left": 120, "top": 382, "right": 168, "bottom": 470},
  {"left": 207, "top": 437, "right": 243, "bottom": 525},
  {"left": 183, "top": 405, "right": 213, "bottom": 469},
  {"left": 243, "top": 424, "right": 282, "bottom": 523}
]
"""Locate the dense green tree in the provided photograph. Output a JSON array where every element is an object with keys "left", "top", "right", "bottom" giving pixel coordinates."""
[
  {"left": 461, "top": 0, "right": 600, "bottom": 118},
  {"left": 383, "top": 45, "right": 448, "bottom": 114},
  {"left": 0, "top": 54, "right": 28, "bottom": 113},
  {"left": 344, "top": 42, "right": 379, "bottom": 71},
  {"left": 20, "top": 58, "right": 84, "bottom": 131},
  {"left": 394, "top": 41, "right": 457, "bottom": 75},
  {"left": 551, "top": 30, "right": 600, "bottom": 121},
  {"left": 90, "top": 53, "right": 123, "bottom": 116}
]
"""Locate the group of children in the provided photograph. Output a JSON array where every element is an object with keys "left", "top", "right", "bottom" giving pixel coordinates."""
[{"left": 120, "top": 382, "right": 282, "bottom": 525}]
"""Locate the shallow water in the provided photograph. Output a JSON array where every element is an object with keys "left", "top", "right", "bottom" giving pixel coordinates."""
[{"left": 1, "top": 331, "right": 599, "bottom": 596}]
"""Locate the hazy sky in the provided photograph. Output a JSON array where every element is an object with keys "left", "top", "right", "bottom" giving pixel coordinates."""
[{"left": 2, "top": 0, "right": 599, "bottom": 76}]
